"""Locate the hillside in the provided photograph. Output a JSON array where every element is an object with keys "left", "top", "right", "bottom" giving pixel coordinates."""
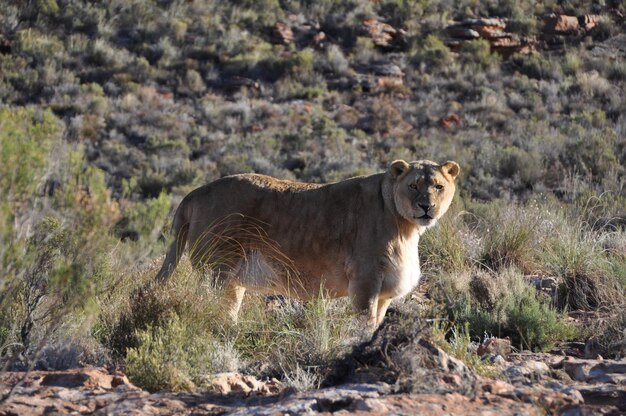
[{"left": 0, "top": 1, "right": 625, "bottom": 414}]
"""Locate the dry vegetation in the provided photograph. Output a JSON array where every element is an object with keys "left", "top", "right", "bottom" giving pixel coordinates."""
[{"left": 1, "top": 0, "right": 625, "bottom": 393}]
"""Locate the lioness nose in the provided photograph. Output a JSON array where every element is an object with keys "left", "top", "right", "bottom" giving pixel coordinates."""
[{"left": 418, "top": 204, "right": 432, "bottom": 212}]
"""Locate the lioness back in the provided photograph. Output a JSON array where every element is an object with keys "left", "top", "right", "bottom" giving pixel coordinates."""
[{"left": 155, "top": 160, "right": 460, "bottom": 327}]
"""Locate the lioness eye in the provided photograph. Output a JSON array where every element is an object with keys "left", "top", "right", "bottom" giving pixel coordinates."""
[
  {"left": 435, "top": 184, "right": 444, "bottom": 191},
  {"left": 409, "top": 183, "right": 418, "bottom": 190}
]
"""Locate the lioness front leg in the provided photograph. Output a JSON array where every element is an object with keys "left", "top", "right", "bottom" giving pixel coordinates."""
[
  {"left": 224, "top": 283, "right": 246, "bottom": 322},
  {"left": 348, "top": 277, "right": 383, "bottom": 328},
  {"left": 376, "top": 298, "right": 392, "bottom": 326}
]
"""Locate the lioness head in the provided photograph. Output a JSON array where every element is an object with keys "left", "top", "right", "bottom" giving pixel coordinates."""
[{"left": 389, "top": 159, "right": 460, "bottom": 227}]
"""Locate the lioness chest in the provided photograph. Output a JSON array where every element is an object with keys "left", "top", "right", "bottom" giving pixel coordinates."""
[{"left": 380, "top": 231, "right": 421, "bottom": 299}]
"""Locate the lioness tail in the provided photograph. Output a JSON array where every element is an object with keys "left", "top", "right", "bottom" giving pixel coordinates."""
[{"left": 154, "top": 201, "right": 189, "bottom": 283}]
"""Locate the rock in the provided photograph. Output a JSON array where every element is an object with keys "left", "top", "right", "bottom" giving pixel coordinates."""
[
  {"left": 445, "top": 18, "right": 536, "bottom": 56},
  {"left": 573, "top": 383, "right": 626, "bottom": 409},
  {"left": 482, "top": 354, "right": 506, "bottom": 365},
  {"left": 578, "top": 15, "right": 601, "bottom": 31},
  {"left": 543, "top": 14, "right": 581, "bottom": 34},
  {"left": 207, "top": 372, "right": 285, "bottom": 396},
  {"left": 447, "top": 27, "right": 480, "bottom": 39},
  {"left": 505, "top": 360, "right": 550, "bottom": 380},
  {"left": 447, "top": 18, "right": 506, "bottom": 39},
  {"left": 440, "top": 114, "right": 462, "bottom": 130},
  {"left": 2, "top": 360, "right": 624, "bottom": 415},
  {"left": 352, "top": 397, "right": 389, "bottom": 412},
  {"left": 478, "top": 337, "right": 512, "bottom": 357},
  {"left": 370, "top": 63, "right": 403, "bottom": 77},
  {"left": 376, "top": 77, "right": 403, "bottom": 90},
  {"left": 563, "top": 357, "right": 626, "bottom": 383},
  {"left": 312, "top": 31, "right": 326, "bottom": 48},
  {"left": 497, "top": 383, "right": 584, "bottom": 413},
  {"left": 417, "top": 339, "right": 475, "bottom": 381},
  {"left": 564, "top": 358, "right": 591, "bottom": 381},
  {"left": 584, "top": 336, "right": 605, "bottom": 359},
  {"left": 481, "top": 379, "right": 515, "bottom": 395},
  {"left": 284, "top": 15, "right": 326, "bottom": 48},
  {"left": 362, "top": 19, "right": 407, "bottom": 49},
  {"left": 39, "top": 367, "right": 132, "bottom": 390},
  {"left": 272, "top": 22, "right": 294, "bottom": 44}
]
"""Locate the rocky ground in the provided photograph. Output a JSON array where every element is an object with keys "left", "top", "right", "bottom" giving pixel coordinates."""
[
  {"left": 0, "top": 352, "right": 624, "bottom": 415},
  {"left": 1, "top": 315, "right": 624, "bottom": 415}
]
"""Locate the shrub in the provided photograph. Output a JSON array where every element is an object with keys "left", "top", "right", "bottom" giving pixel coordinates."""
[
  {"left": 478, "top": 203, "right": 542, "bottom": 273},
  {"left": 14, "top": 29, "right": 65, "bottom": 63},
  {"left": 125, "top": 314, "right": 239, "bottom": 392},
  {"left": 232, "top": 290, "right": 361, "bottom": 389},
  {"left": 0, "top": 108, "right": 122, "bottom": 368},
  {"left": 539, "top": 213, "right": 624, "bottom": 311},
  {"left": 412, "top": 35, "right": 453, "bottom": 70},
  {"left": 420, "top": 207, "right": 469, "bottom": 273},
  {"left": 459, "top": 39, "right": 500, "bottom": 71},
  {"left": 431, "top": 268, "right": 576, "bottom": 351},
  {"left": 430, "top": 321, "right": 496, "bottom": 377},
  {"left": 511, "top": 53, "right": 562, "bottom": 81}
]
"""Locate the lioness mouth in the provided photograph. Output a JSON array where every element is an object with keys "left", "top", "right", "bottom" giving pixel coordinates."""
[{"left": 416, "top": 214, "right": 433, "bottom": 220}]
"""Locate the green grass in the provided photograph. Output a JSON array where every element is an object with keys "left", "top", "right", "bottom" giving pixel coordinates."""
[
  {"left": 430, "top": 266, "right": 577, "bottom": 352},
  {"left": 1, "top": 0, "right": 626, "bottom": 387},
  {"left": 95, "top": 258, "right": 364, "bottom": 392}
]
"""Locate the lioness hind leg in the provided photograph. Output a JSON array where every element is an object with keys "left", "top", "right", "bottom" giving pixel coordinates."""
[{"left": 376, "top": 298, "right": 392, "bottom": 326}]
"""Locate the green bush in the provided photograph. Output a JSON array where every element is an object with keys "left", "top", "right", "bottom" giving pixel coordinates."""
[
  {"left": 125, "top": 314, "right": 239, "bottom": 392},
  {"left": 0, "top": 107, "right": 122, "bottom": 366},
  {"left": 413, "top": 35, "right": 453, "bottom": 70},
  {"left": 432, "top": 268, "right": 576, "bottom": 351},
  {"left": 460, "top": 39, "right": 500, "bottom": 71},
  {"left": 420, "top": 207, "right": 469, "bottom": 272},
  {"left": 478, "top": 203, "right": 541, "bottom": 273},
  {"left": 98, "top": 255, "right": 362, "bottom": 391}
]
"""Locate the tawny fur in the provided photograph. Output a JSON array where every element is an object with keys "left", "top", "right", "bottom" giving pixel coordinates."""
[{"left": 155, "top": 159, "right": 460, "bottom": 327}]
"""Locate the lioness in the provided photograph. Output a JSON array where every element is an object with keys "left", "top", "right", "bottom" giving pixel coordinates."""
[{"left": 155, "top": 159, "right": 459, "bottom": 327}]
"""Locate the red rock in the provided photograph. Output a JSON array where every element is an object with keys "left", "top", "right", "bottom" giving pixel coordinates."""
[
  {"left": 362, "top": 19, "right": 406, "bottom": 49},
  {"left": 447, "top": 27, "right": 480, "bottom": 39},
  {"left": 442, "top": 374, "right": 463, "bottom": 386},
  {"left": 40, "top": 367, "right": 132, "bottom": 390},
  {"left": 578, "top": 15, "right": 601, "bottom": 31},
  {"left": 207, "top": 372, "right": 285, "bottom": 396},
  {"left": 544, "top": 14, "right": 580, "bottom": 35},
  {"left": 440, "top": 114, "right": 462, "bottom": 130},
  {"left": 273, "top": 22, "right": 294, "bottom": 44},
  {"left": 481, "top": 379, "right": 515, "bottom": 395},
  {"left": 353, "top": 397, "right": 389, "bottom": 412},
  {"left": 377, "top": 77, "right": 404, "bottom": 89},
  {"left": 312, "top": 31, "right": 326, "bottom": 48}
]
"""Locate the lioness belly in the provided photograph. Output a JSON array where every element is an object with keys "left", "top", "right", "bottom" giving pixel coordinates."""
[{"left": 235, "top": 251, "right": 349, "bottom": 299}]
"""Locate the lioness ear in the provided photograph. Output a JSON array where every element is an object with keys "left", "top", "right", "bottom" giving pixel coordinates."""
[
  {"left": 441, "top": 161, "right": 460, "bottom": 180},
  {"left": 390, "top": 160, "right": 410, "bottom": 179}
]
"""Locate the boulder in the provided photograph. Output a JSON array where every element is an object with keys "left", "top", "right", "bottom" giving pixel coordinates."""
[
  {"left": 362, "top": 19, "right": 407, "bottom": 49},
  {"left": 543, "top": 14, "right": 581, "bottom": 35},
  {"left": 445, "top": 17, "right": 536, "bottom": 56},
  {"left": 564, "top": 357, "right": 626, "bottom": 384},
  {"left": 440, "top": 114, "right": 462, "bottom": 130},
  {"left": 207, "top": 372, "right": 285, "bottom": 396},
  {"left": 478, "top": 337, "right": 512, "bottom": 357},
  {"left": 272, "top": 22, "right": 294, "bottom": 44}
]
